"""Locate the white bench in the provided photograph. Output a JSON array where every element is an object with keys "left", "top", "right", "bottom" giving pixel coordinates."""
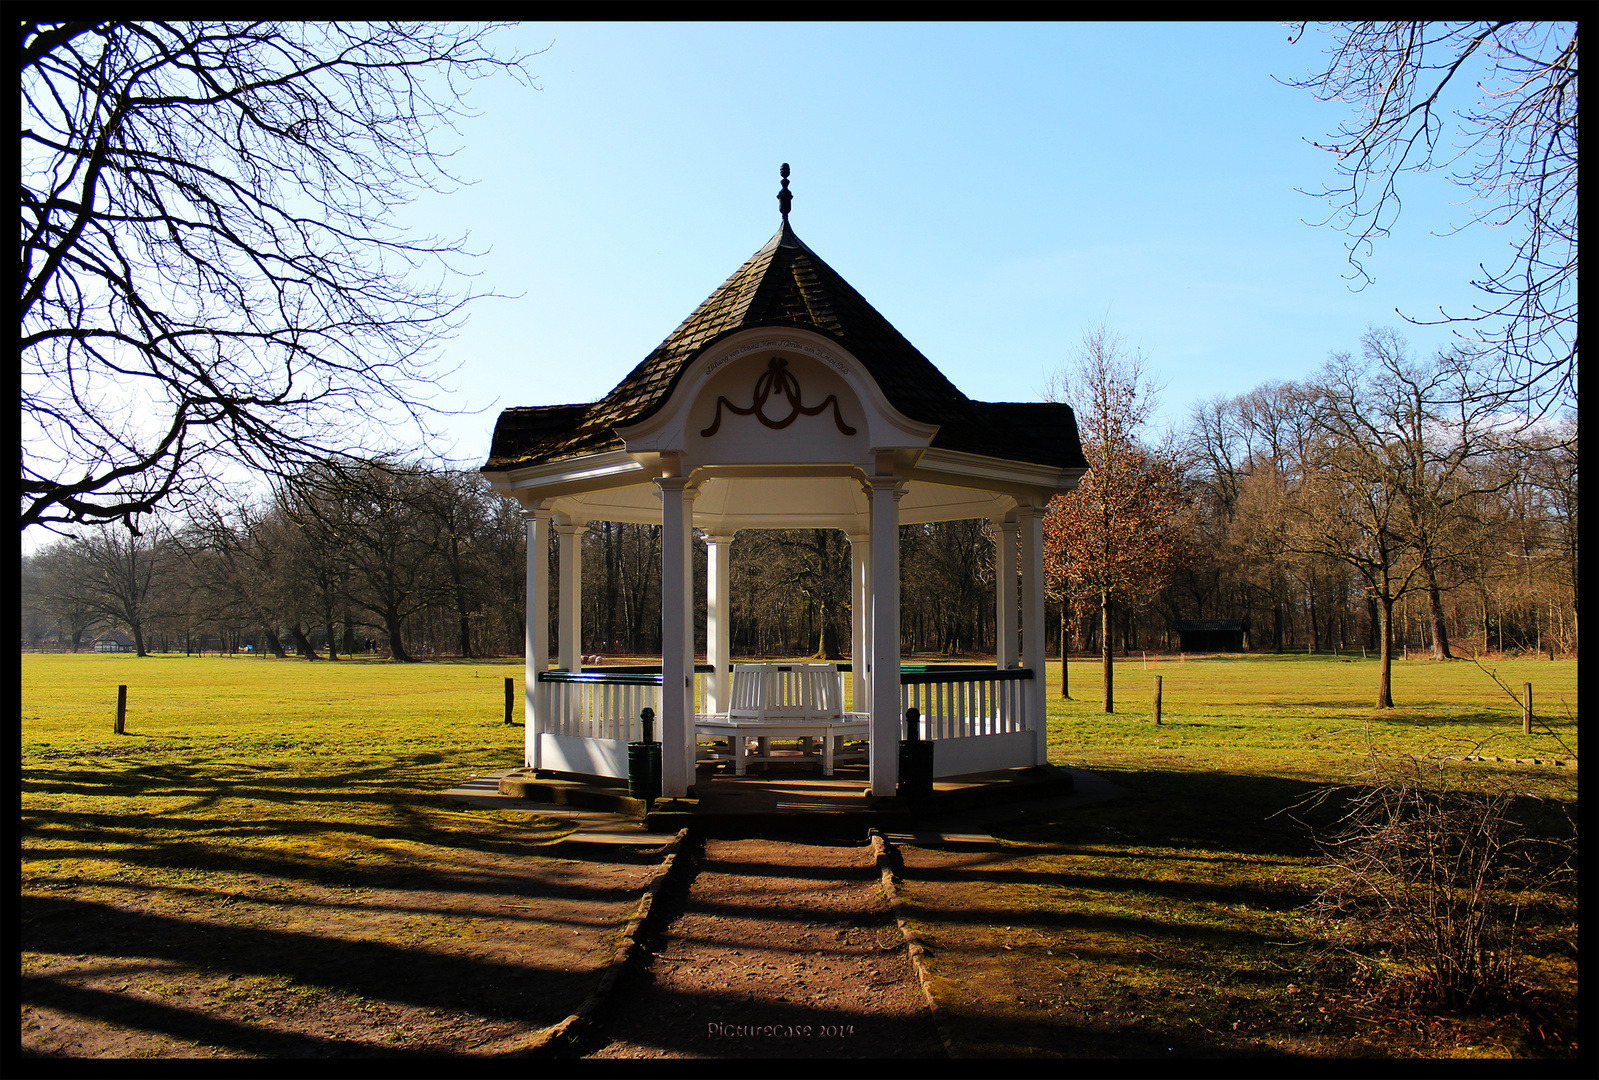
[{"left": 695, "top": 663, "right": 869, "bottom": 776}]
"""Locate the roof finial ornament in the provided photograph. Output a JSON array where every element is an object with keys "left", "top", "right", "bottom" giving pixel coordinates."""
[{"left": 777, "top": 163, "right": 792, "bottom": 222}]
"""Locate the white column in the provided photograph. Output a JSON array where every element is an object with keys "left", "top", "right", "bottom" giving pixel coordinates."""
[
  {"left": 1017, "top": 502, "right": 1048, "bottom": 764},
  {"left": 656, "top": 477, "right": 695, "bottom": 797},
  {"left": 555, "top": 520, "right": 588, "bottom": 672},
  {"left": 995, "top": 515, "right": 1019, "bottom": 669},
  {"left": 868, "top": 477, "right": 904, "bottom": 796},
  {"left": 705, "top": 534, "right": 735, "bottom": 715},
  {"left": 522, "top": 505, "right": 551, "bottom": 770},
  {"left": 848, "top": 533, "right": 870, "bottom": 713}
]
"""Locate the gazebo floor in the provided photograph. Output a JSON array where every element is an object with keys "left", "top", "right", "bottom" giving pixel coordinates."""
[{"left": 492, "top": 759, "right": 1085, "bottom": 840}]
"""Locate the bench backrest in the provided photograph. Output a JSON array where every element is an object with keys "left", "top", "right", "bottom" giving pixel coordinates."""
[{"left": 727, "top": 663, "right": 844, "bottom": 722}]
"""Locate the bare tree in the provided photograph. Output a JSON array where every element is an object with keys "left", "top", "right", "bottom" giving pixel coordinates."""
[
  {"left": 1290, "top": 340, "right": 1469, "bottom": 707},
  {"left": 315, "top": 461, "right": 454, "bottom": 662},
  {"left": 1521, "top": 420, "right": 1578, "bottom": 650},
  {"left": 21, "top": 22, "right": 534, "bottom": 533},
  {"left": 1354, "top": 329, "right": 1516, "bottom": 661},
  {"left": 56, "top": 525, "right": 176, "bottom": 656},
  {"left": 183, "top": 500, "right": 301, "bottom": 658},
  {"left": 1287, "top": 22, "right": 1577, "bottom": 416},
  {"left": 904, "top": 521, "right": 993, "bottom": 657},
  {"left": 25, "top": 543, "right": 105, "bottom": 651},
  {"left": 414, "top": 470, "right": 499, "bottom": 659}
]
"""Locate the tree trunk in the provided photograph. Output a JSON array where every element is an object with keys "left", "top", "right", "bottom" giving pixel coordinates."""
[
  {"left": 813, "top": 601, "right": 844, "bottom": 660},
  {"left": 1060, "top": 608, "right": 1070, "bottom": 699},
  {"left": 383, "top": 611, "right": 413, "bottom": 662},
  {"left": 1423, "top": 560, "right": 1454, "bottom": 660},
  {"left": 262, "top": 627, "right": 288, "bottom": 659},
  {"left": 1376, "top": 594, "right": 1395, "bottom": 708},
  {"left": 1101, "top": 590, "right": 1114, "bottom": 714},
  {"left": 290, "top": 624, "right": 321, "bottom": 660}
]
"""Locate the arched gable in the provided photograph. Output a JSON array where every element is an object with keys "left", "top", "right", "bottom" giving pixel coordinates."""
[{"left": 614, "top": 327, "right": 938, "bottom": 472}]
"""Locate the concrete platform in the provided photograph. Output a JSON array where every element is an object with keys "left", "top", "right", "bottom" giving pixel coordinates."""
[{"left": 467, "top": 758, "right": 1129, "bottom": 843}]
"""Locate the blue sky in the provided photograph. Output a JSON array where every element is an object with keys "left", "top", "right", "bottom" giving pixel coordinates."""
[
  {"left": 405, "top": 20, "right": 1514, "bottom": 464},
  {"left": 21, "top": 21, "right": 1524, "bottom": 557}
]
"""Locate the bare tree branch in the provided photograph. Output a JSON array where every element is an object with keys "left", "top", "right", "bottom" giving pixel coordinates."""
[
  {"left": 21, "top": 21, "right": 537, "bottom": 533},
  {"left": 1285, "top": 21, "right": 1577, "bottom": 417}
]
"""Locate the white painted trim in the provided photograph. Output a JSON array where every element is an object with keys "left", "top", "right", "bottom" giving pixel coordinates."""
[
  {"left": 540, "top": 733, "right": 629, "bottom": 780},
  {"left": 932, "top": 730, "right": 1035, "bottom": 777},
  {"left": 849, "top": 534, "right": 869, "bottom": 713},
  {"left": 524, "top": 507, "right": 551, "bottom": 770},
  {"left": 555, "top": 522, "right": 587, "bottom": 672},
  {"left": 996, "top": 516, "right": 1019, "bottom": 669},
  {"left": 868, "top": 477, "right": 904, "bottom": 796},
  {"left": 705, "top": 534, "right": 734, "bottom": 715},
  {"left": 909, "top": 446, "right": 1086, "bottom": 494},
  {"left": 1017, "top": 504, "right": 1048, "bottom": 765},
  {"left": 487, "top": 449, "right": 649, "bottom": 500},
  {"left": 657, "top": 478, "right": 695, "bottom": 798},
  {"left": 614, "top": 326, "right": 940, "bottom": 459}
]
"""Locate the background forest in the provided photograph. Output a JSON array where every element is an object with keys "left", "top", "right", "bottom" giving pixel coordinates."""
[{"left": 21, "top": 332, "right": 1577, "bottom": 668}]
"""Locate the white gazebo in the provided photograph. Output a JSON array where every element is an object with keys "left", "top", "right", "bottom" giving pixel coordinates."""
[{"left": 483, "top": 170, "right": 1086, "bottom": 798}]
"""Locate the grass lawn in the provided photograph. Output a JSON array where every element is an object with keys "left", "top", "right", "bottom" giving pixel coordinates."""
[
  {"left": 19, "top": 653, "right": 669, "bottom": 1058},
  {"left": 898, "top": 651, "right": 1579, "bottom": 1059},
  {"left": 21, "top": 653, "right": 537, "bottom": 883},
  {"left": 20, "top": 651, "right": 1580, "bottom": 1059}
]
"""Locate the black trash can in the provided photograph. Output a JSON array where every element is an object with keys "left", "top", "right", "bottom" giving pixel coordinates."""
[
  {"left": 897, "top": 707, "right": 935, "bottom": 802},
  {"left": 627, "top": 741, "right": 661, "bottom": 802},
  {"left": 628, "top": 707, "right": 660, "bottom": 803}
]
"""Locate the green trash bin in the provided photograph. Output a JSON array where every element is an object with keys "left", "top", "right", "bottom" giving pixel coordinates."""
[
  {"left": 628, "top": 707, "right": 660, "bottom": 803},
  {"left": 898, "top": 707, "right": 934, "bottom": 802}
]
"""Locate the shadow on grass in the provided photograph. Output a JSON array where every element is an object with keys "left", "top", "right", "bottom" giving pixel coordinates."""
[
  {"left": 1000, "top": 769, "right": 1341, "bottom": 857},
  {"left": 897, "top": 763, "right": 1579, "bottom": 1058},
  {"left": 20, "top": 895, "right": 593, "bottom": 1050},
  {"left": 20, "top": 752, "right": 665, "bottom": 904},
  {"left": 19, "top": 744, "right": 675, "bottom": 1057}
]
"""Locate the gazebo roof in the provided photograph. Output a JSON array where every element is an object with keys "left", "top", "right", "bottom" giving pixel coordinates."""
[{"left": 484, "top": 219, "right": 1087, "bottom": 473}]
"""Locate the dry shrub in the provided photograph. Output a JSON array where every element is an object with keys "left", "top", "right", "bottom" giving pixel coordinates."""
[{"left": 1301, "top": 752, "right": 1575, "bottom": 1009}]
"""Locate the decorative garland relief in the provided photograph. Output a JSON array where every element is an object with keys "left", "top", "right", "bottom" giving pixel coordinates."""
[{"left": 700, "top": 355, "right": 857, "bottom": 437}]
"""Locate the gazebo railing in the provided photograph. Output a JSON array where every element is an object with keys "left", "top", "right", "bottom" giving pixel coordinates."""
[
  {"left": 535, "top": 664, "right": 1035, "bottom": 779},
  {"left": 538, "top": 664, "right": 1034, "bottom": 742},
  {"left": 537, "top": 666, "right": 719, "bottom": 742},
  {"left": 538, "top": 670, "right": 663, "bottom": 743},
  {"left": 898, "top": 666, "right": 1033, "bottom": 740}
]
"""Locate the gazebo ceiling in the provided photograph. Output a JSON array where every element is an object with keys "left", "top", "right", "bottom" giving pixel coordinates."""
[
  {"left": 484, "top": 173, "right": 1087, "bottom": 524},
  {"left": 528, "top": 471, "right": 1023, "bottom": 532}
]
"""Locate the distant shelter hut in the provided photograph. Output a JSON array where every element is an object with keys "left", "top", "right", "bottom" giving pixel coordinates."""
[
  {"left": 481, "top": 167, "right": 1089, "bottom": 798},
  {"left": 1171, "top": 618, "right": 1247, "bottom": 653},
  {"left": 93, "top": 631, "right": 135, "bottom": 653}
]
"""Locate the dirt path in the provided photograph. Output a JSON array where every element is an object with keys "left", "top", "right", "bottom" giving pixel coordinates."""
[
  {"left": 20, "top": 827, "right": 667, "bottom": 1059},
  {"left": 575, "top": 836, "right": 946, "bottom": 1059}
]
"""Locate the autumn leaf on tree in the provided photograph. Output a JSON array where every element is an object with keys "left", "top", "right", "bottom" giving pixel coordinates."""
[{"left": 1043, "top": 326, "right": 1190, "bottom": 712}]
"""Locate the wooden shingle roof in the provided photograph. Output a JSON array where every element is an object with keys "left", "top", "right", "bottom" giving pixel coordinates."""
[{"left": 484, "top": 220, "right": 1087, "bottom": 472}]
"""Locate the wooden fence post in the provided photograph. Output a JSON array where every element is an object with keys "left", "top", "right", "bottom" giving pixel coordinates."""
[
  {"left": 1523, "top": 682, "right": 1532, "bottom": 735},
  {"left": 1153, "top": 675, "right": 1162, "bottom": 725},
  {"left": 115, "top": 685, "right": 127, "bottom": 735},
  {"left": 504, "top": 677, "right": 515, "bottom": 725}
]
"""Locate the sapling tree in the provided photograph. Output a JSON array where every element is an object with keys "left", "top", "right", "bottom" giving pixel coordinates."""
[{"left": 1043, "top": 327, "right": 1188, "bottom": 713}]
